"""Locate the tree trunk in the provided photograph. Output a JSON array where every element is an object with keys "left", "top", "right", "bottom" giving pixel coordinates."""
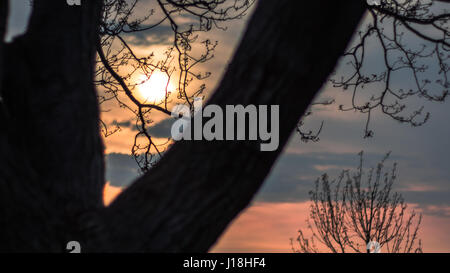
[
  {"left": 0, "top": 0, "right": 366, "bottom": 252},
  {"left": 0, "top": 0, "right": 104, "bottom": 252}
]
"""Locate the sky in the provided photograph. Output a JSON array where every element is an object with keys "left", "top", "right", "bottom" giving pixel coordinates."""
[{"left": 6, "top": 0, "right": 450, "bottom": 252}]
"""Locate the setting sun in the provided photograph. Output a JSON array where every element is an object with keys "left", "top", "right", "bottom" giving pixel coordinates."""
[{"left": 138, "top": 71, "right": 173, "bottom": 103}]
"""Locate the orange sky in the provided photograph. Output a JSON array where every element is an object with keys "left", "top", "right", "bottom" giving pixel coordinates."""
[{"left": 103, "top": 182, "right": 122, "bottom": 206}]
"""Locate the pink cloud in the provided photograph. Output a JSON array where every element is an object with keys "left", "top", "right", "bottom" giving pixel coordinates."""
[
  {"left": 212, "top": 201, "right": 450, "bottom": 253},
  {"left": 212, "top": 202, "right": 310, "bottom": 253}
]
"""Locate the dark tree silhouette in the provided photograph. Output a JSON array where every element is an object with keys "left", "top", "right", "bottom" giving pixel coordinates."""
[
  {"left": 0, "top": 0, "right": 447, "bottom": 252},
  {"left": 291, "top": 153, "right": 423, "bottom": 253}
]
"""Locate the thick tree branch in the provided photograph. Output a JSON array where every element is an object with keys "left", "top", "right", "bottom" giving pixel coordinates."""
[
  {"left": 16, "top": 0, "right": 105, "bottom": 211},
  {"left": 93, "top": 0, "right": 367, "bottom": 252}
]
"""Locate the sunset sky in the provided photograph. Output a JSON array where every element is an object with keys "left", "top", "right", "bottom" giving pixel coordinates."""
[{"left": 6, "top": 0, "right": 450, "bottom": 252}]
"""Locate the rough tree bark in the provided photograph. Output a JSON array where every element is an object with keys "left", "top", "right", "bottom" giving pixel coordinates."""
[{"left": 0, "top": 0, "right": 366, "bottom": 252}]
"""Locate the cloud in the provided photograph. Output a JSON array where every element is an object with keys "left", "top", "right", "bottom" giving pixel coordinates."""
[
  {"left": 109, "top": 117, "right": 175, "bottom": 139},
  {"left": 110, "top": 119, "right": 138, "bottom": 132},
  {"left": 105, "top": 153, "right": 140, "bottom": 187},
  {"left": 147, "top": 118, "right": 175, "bottom": 138},
  {"left": 5, "top": 0, "right": 32, "bottom": 42},
  {"left": 257, "top": 151, "right": 387, "bottom": 203},
  {"left": 123, "top": 25, "right": 173, "bottom": 47},
  {"left": 212, "top": 201, "right": 450, "bottom": 253},
  {"left": 103, "top": 148, "right": 450, "bottom": 218},
  {"left": 112, "top": 120, "right": 133, "bottom": 128},
  {"left": 255, "top": 149, "right": 450, "bottom": 217}
]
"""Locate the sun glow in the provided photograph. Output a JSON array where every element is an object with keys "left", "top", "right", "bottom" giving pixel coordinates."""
[{"left": 138, "top": 71, "right": 173, "bottom": 103}]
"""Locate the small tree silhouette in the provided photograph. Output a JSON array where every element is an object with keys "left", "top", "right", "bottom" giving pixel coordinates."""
[{"left": 291, "top": 152, "right": 423, "bottom": 253}]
